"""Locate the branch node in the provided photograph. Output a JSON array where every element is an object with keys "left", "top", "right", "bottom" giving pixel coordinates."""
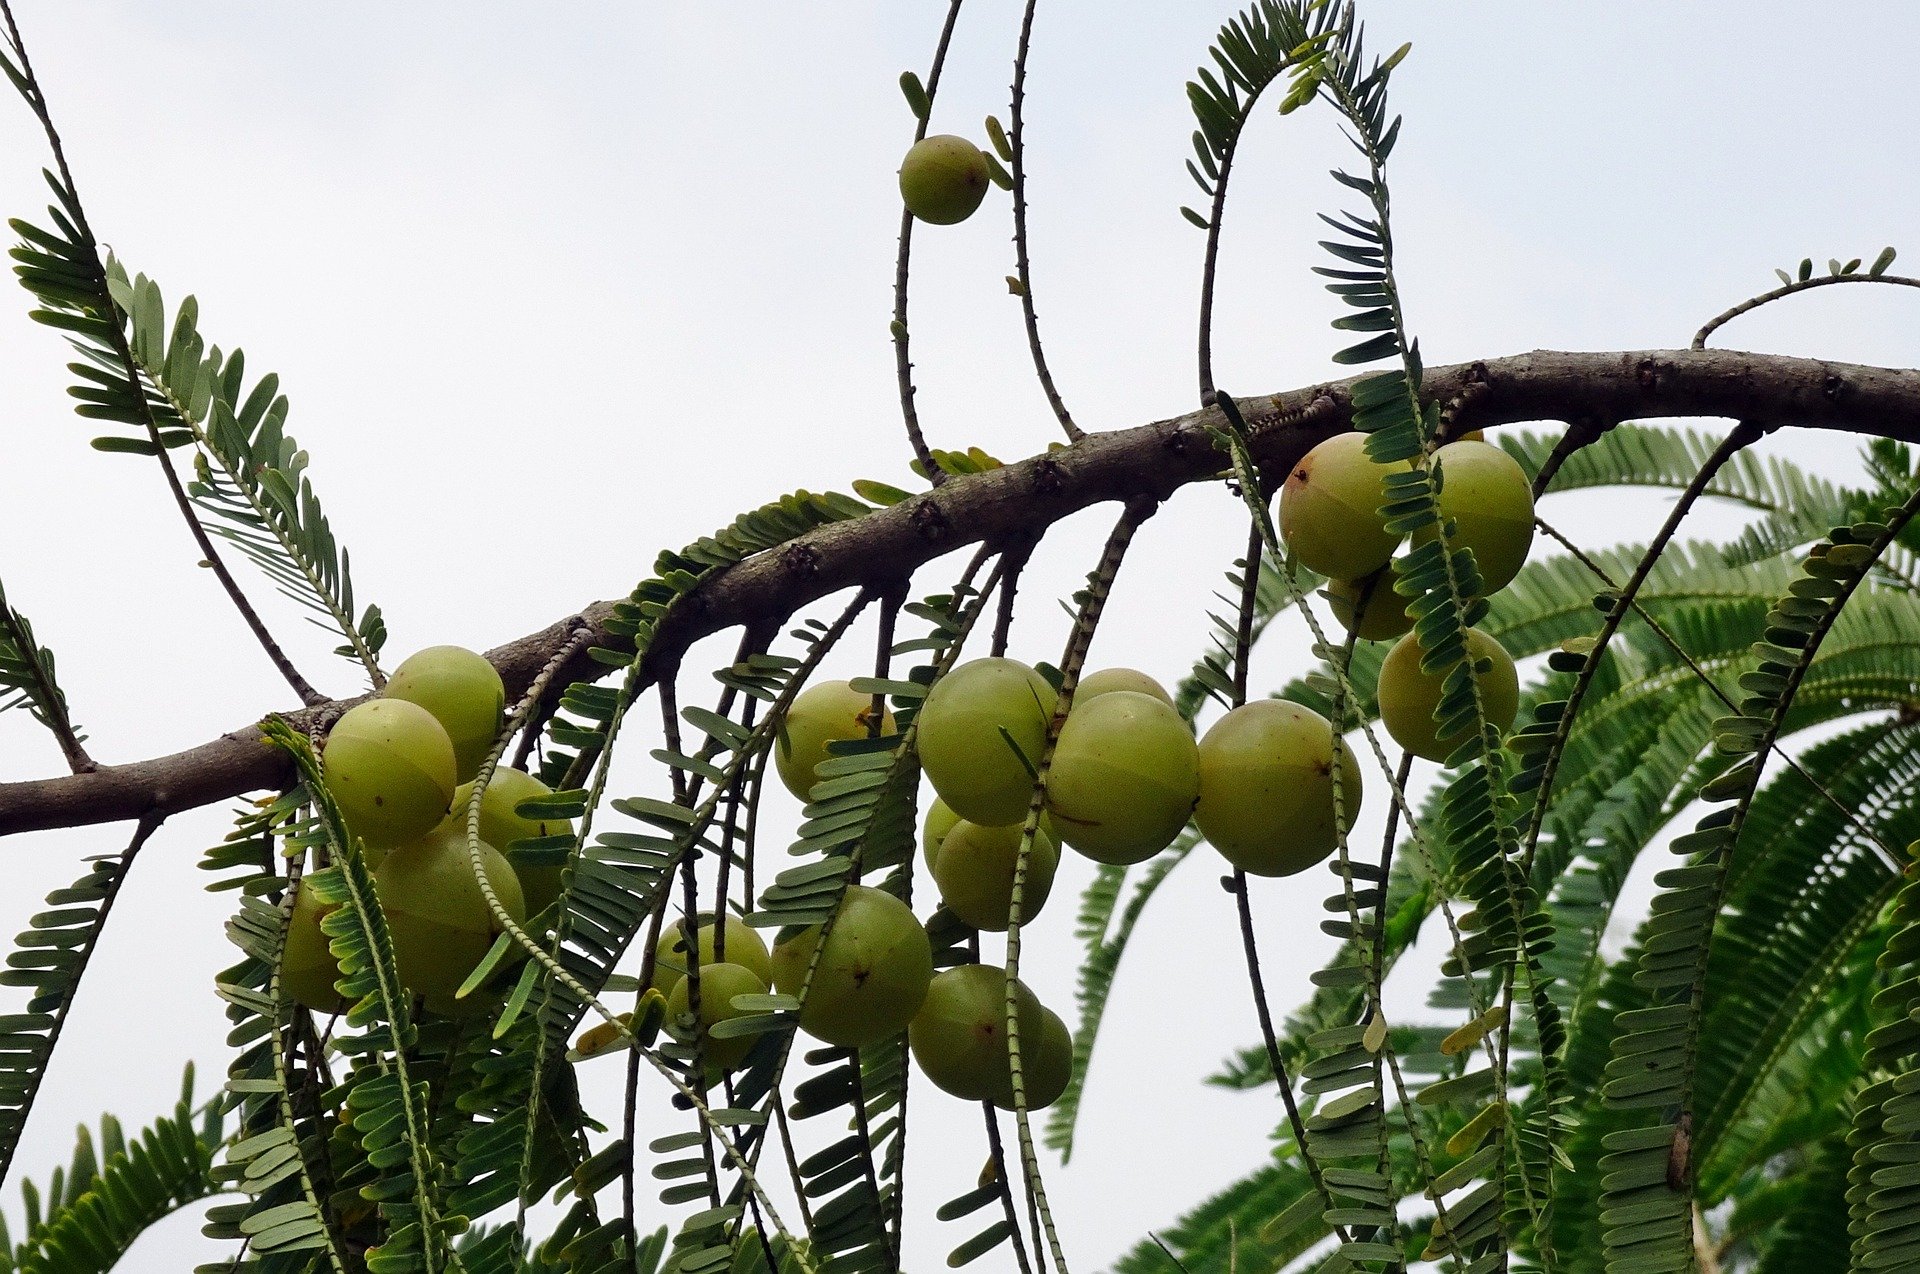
[{"left": 910, "top": 497, "right": 950, "bottom": 541}]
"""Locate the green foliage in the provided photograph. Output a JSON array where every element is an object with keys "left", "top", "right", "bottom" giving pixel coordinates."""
[
  {"left": 0, "top": 577, "right": 78, "bottom": 747},
  {"left": 0, "top": 847, "right": 137, "bottom": 1190},
  {"left": 4, "top": 151, "right": 381, "bottom": 682},
  {"left": 0, "top": 1065, "right": 224, "bottom": 1274}
]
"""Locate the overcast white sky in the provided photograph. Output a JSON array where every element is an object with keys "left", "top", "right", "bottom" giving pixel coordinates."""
[{"left": 0, "top": 3, "right": 1916, "bottom": 1270}]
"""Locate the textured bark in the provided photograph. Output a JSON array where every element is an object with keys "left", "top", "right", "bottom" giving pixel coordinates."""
[{"left": 4, "top": 347, "right": 1917, "bottom": 837}]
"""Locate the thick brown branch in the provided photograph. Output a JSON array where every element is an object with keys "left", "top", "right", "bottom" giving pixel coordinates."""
[{"left": 4, "top": 347, "right": 1918, "bottom": 838}]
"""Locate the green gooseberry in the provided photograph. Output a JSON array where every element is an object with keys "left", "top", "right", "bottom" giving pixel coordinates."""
[
  {"left": 282, "top": 878, "right": 347, "bottom": 1015},
  {"left": 1074, "top": 667, "right": 1174, "bottom": 708},
  {"left": 992, "top": 1004, "right": 1073, "bottom": 1112},
  {"left": 446, "top": 767, "right": 573, "bottom": 918},
  {"left": 922, "top": 796, "right": 960, "bottom": 873},
  {"left": 775, "top": 680, "right": 896, "bottom": 802},
  {"left": 650, "top": 913, "right": 773, "bottom": 999},
  {"left": 1324, "top": 566, "right": 1416, "bottom": 642},
  {"left": 908, "top": 964, "right": 1044, "bottom": 1103},
  {"left": 383, "top": 645, "right": 506, "bottom": 783},
  {"left": 917, "top": 658, "right": 1058, "bottom": 827},
  {"left": 666, "top": 961, "right": 769, "bottom": 1072},
  {"left": 932, "top": 816, "right": 1058, "bottom": 932},
  {"left": 1377, "top": 625, "right": 1520, "bottom": 763},
  {"left": 771, "top": 885, "right": 932, "bottom": 1049},
  {"left": 375, "top": 821, "right": 525, "bottom": 1015},
  {"left": 1278, "top": 431, "right": 1407, "bottom": 581},
  {"left": 1047, "top": 690, "right": 1198, "bottom": 866},
  {"left": 898, "top": 135, "right": 991, "bottom": 225},
  {"left": 322, "top": 698, "right": 457, "bottom": 850},
  {"left": 1194, "top": 699, "right": 1363, "bottom": 877},
  {"left": 1409, "top": 440, "right": 1536, "bottom": 596}
]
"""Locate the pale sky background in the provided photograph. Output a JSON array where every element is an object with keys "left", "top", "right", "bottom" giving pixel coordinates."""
[{"left": 0, "top": 3, "right": 1916, "bottom": 1271}]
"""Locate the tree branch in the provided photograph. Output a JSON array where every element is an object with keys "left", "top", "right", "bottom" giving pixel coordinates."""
[{"left": 3, "top": 347, "right": 1917, "bottom": 838}]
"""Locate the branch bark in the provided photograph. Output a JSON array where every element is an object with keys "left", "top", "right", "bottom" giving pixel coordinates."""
[{"left": 4, "top": 347, "right": 1917, "bottom": 838}]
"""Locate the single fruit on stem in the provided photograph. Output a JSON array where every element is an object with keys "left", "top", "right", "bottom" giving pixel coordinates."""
[
  {"left": 933, "top": 816, "right": 1059, "bottom": 932},
  {"left": 917, "top": 658, "right": 1058, "bottom": 826},
  {"left": 383, "top": 645, "right": 506, "bottom": 784},
  {"left": 667, "top": 961, "right": 768, "bottom": 1072},
  {"left": 771, "top": 884, "right": 933, "bottom": 1048},
  {"left": 282, "top": 878, "right": 347, "bottom": 1015},
  {"left": 445, "top": 767, "right": 574, "bottom": 918},
  {"left": 993, "top": 1004, "right": 1072, "bottom": 1112},
  {"left": 1324, "top": 566, "right": 1416, "bottom": 642},
  {"left": 1074, "top": 667, "right": 1174, "bottom": 708},
  {"left": 322, "top": 699, "right": 457, "bottom": 850},
  {"left": 898, "top": 135, "right": 991, "bottom": 225},
  {"left": 1047, "top": 690, "right": 1199, "bottom": 865},
  {"left": 375, "top": 822, "right": 525, "bottom": 1015},
  {"left": 1195, "top": 699, "right": 1362, "bottom": 877},
  {"left": 776, "top": 680, "right": 897, "bottom": 802},
  {"left": 1409, "top": 439, "right": 1536, "bottom": 595},
  {"left": 922, "top": 795, "right": 961, "bottom": 873},
  {"left": 651, "top": 913, "right": 773, "bottom": 998},
  {"left": 909, "top": 964, "right": 1045, "bottom": 1103},
  {"left": 1279, "top": 431, "right": 1406, "bottom": 580},
  {"left": 1377, "top": 626, "right": 1520, "bottom": 763}
]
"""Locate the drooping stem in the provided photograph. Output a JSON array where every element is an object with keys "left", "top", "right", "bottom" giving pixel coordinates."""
[{"left": 1002, "top": 494, "right": 1159, "bottom": 1274}]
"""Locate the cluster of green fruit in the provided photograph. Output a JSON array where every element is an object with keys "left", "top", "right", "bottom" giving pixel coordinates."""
[
  {"left": 281, "top": 646, "right": 572, "bottom": 1017},
  {"left": 1282, "top": 432, "right": 1533, "bottom": 761},
  {"left": 645, "top": 890, "right": 1071, "bottom": 1112}
]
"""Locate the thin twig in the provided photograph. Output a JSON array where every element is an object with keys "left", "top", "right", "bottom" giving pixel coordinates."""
[
  {"left": 992, "top": 538, "right": 1035, "bottom": 658},
  {"left": 1229, "top": 871, "right": 1351, "bottom": 1247},
  {"left": 891, "top": 0, "right": 969, "bottom": 484},
  {"left": 1533, "top": 514, "right": 1905, "bottom": 869},
  {"left": 1008, "top": 0, "right": 1081, "bottom": 442},
  {"left": 1693, "top": 270, "right": 1920, "bottom": 350}
]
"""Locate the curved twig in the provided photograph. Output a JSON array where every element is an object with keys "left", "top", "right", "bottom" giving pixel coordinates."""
[{"left": 1693, "top": 268, "right": 1920, "bottom": 350}]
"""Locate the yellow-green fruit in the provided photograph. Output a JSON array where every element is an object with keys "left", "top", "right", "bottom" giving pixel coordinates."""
[
  {"left": 1325, "top": 568, "right": 1415, "bottom": 642},
  {"left": 776, "top": 680, "right": 897, "bottom": 802},
  {"left": 383, "top": 645, "right": 506, "bottom": 784},
  {"left": 282, "top": 879, "right": 347, "bottom": 1015},
  {"left": 650, "top": 914, "right": 772, "bottom": 998},
  {"left": 1279, "top": 432, "right": 1406, "bottom": 580},
  {"left": 1377, "top": 626, "right": 1520, "bottom": 763},
  {"left": 918, "top": 658, "right": 1058, "bottom": 826},
  {"left": 322, "top": 699, "right": 458, "bottom": 849},
  {"left": 1047, "top": 691, "right": 1198, "bottom": 866},
  {"left": 1194, "top": 700, "right": 1363, "bottom": 877},
  {"left": 908, "top": 964, "right": 1044, "bottom": 1103},
  {"left": 771, "top": 885, "right": 933, "bottom": 1049},
  {"left": 1075, "top": 667, "right": 1174, "bottom": 708},
  {"left": 375, "top": 823, "right": 525, "bottom": 1014},
  {"left": 1410, "top": 440, "right": 1536, "bottom": 595},
  {"left": 898, "top": 135, "right": 991, "bottom": 225},
  {"left": 666, "top": 961, "right": 768, "bottom": 1072},
  {"left": 991, "top": 1005, "right": 1072, "bottom": 1112},
  {"left": 922, "top": 796, "right": 961, "bottom": 873},
  {"left": 445, "top": 768, "right": 574, "bottom": 918},
  {"left": 932, "top": 817, "right": 1059, "bottom": 932}
]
